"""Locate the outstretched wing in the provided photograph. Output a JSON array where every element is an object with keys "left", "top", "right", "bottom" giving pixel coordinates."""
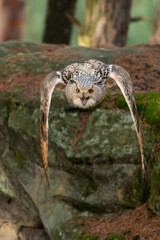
[
  {"left": 40, "top": 71, "right": 65, "bottom": 185},
  {"left": 108, "top": 65, "right": 145, "bottom": 173},
  {"left": 87, "top": 59, "right": 145, "bottom": 173}
]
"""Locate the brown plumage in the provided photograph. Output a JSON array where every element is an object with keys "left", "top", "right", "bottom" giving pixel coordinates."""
[
  {"left": 40, "top": 59, "right": 145, "bottom": 185},
  {"left": 40, "top": 72, "right": 63, "bottom": 185}
]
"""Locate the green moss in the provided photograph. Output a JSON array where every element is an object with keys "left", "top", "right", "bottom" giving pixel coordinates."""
[
  {"left": 0, "top": 40, "right": 41, "bottom": 51},
  {"left": 77, "top": 233, "right": 99, "bottom": 240},
  {"left": 15, "top": 149, "right": 25, "bottom": 168},
  {"left": 107, "top": 233, "right": 126, "bottom": 240},
  {"left": 115, "top": 92, "right": 160, "bottom": 131},
  {"left": 5, "top": 97, "right": 13, "bottom": 119},
  {"left": 3, "top": 88, "right": 25, "bottom": 121},
  {"left": 82, "top": 177, "right": 98, "bottom": 198},
  {"left": 133, "top": 236, "right": 140, "bottom": 240}
]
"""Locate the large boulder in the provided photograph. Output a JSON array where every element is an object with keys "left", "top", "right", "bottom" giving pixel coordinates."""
[
  {"left": 0, "top": 41, "right": 159, "bottom": 240},
  {"left": 0, "top": 191, "right": 49, "bottom": 240}
]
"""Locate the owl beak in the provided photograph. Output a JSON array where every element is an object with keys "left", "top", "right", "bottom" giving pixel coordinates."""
[{"left": 80, "top": 93, "right": 89, "bottom": 106}]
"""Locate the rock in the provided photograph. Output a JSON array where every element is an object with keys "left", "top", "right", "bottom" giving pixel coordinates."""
[
  {"left": 0, "top": 41, "right": 158, "bottom": 240},
  {"left": 0, "top": 191, "right": 49, "bottom": 240},
  {"left": 149, "top": 154, "right": 160, "bottom": 215}
]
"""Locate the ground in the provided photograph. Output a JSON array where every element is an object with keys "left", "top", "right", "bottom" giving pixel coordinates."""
[
  {"left": 114, "top": 45, "right": 160, "bottom": 93},
  {"left": 82, "top": 204, "right": 160, "bottom": 240}
]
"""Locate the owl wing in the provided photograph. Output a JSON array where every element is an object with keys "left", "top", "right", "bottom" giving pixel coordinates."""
[
  {"left": 40, "top": 71, "right": 65, "bottom": 185},
  {"left": 107, "top": 64, "right": 145, "bottom": 173},
  {"left": 88, "top": 59, "right": 144, "bottom": 173}
]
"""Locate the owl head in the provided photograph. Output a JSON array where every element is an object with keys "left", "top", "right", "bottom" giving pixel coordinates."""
[
  {"left": 55, "top": 59, "right": 112, "bottom": 109},
  {"left": 64, "top": 71, "right": 107, "bottom": 109},
  {"left": 40, "top": 59, "right": 144, "bottom": 185}
]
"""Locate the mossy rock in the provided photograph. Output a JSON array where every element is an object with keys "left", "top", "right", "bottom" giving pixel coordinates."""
[
  {"left": 149, "top": 154, "right": 160, "bottom": 215},
  {"left": 115, "top": 92, "right": 160, "bottom": 131}
]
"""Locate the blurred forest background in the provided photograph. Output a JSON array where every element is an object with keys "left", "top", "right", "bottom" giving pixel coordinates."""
[{"left": 0, "top": 0, "right": 160, "bottom": 47}]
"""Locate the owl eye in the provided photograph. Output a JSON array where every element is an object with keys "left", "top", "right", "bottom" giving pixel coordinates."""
[
  {"left": 76, "top": 88, "right": 80, "bottom": 93},
  {"left": 88, "top": 89, "right": 94, "bottom": 94}
]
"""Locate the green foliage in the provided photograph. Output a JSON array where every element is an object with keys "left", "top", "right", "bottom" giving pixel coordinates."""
[
  {"left": 133, "top": 235, "right": 140, "bottom": 240},
  {"left": 25, "top": 0, "right": 47, "bottom": 43},
  {"left": 24, "top": 0, "right": 158, "bottom": 46},
  {"left": 115, "top": 92, "right": 160, "bottom": 131},
  {"left": 127, "top": 0, "right": 159, "bottom": 46},
  {"left": 107, "top": 233, "right": 126, "bottom": 240},
  {"left": 77, "top": 233, "right": 99, "bottom": 240}
]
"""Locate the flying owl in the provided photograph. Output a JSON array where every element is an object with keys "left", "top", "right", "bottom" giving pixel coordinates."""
[{"left": 40, "top": 59, "right": 144, "bottom": 185}]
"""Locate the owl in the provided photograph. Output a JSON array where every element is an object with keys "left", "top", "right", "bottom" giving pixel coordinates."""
[{"left": 40, "top": 59, "right": 144, "bottom": 185}]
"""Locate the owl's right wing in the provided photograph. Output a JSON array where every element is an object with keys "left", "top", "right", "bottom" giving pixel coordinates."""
[
  {"left": 108, "top": 65, "right": 145, "bottom": 174},
  {"left": 87, "top": 59, "right": 145, "bottom": 174},
  {"left": 40, "top": 71, "right": 65, "bottom": 185}
]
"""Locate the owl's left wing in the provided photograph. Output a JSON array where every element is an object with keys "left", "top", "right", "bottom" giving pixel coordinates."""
[
  {"left": 108, "top": 65, "right": 145, "bottom": 173},
  {"left": 40, "top": 71, "right": 65, "bottom": 185},
  {"left": 88, "top": 60, "right": 144, "bottom": 173}
]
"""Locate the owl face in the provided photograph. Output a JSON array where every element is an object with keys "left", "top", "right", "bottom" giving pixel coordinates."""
[{"left": 64, "top": 73, "right": 107, "bottom": 109}]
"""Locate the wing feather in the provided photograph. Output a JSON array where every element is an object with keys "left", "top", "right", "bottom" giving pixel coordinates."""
[
  {"left": 40, "top": 72, "right": 64, "bottom": 185},
  {"left": 108, "top": 65, "right": 145, "bottom": 174}
]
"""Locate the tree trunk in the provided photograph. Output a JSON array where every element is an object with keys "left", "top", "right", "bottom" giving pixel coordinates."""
[
  {"left": 43, "top": 0, "right": 76, "bottom": 44},
  {"left": 150, "top": 0, "right": 160, "bottom": 44},
  {"left": 79, "top": 0, "right": 132, "bottom": 48},
  {"left": 0, "top": 0, "right": 24, "bottom": 42},
  {"left": 0, "top": 0, "right": 3, "bottom": 42}
]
